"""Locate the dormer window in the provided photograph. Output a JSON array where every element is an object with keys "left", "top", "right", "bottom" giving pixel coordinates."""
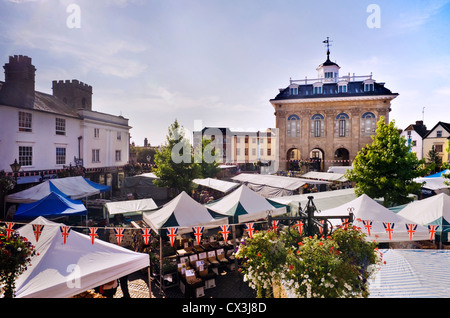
[
  {"left": 338, "top": 84, "right": 347, "bottom": 93},
  {"left": 363, "top": 79, "right": 375, "bottom": 92},
  {"left": 364, "top": 83, "right": 374, "bottom": 92},
  {"left": 313, "top": 83, "right": 323, "bottom": 94},
  {"left": 289, "top": 86, "right": 298, "bottom": 95}
]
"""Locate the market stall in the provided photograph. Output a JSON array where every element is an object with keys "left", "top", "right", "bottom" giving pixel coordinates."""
[
  {"left": 397, "top": 193, "right": 450, "bottom": 242},
  {"left": 104, "top": 198, "right": 158, "bottom": 224},
  {"left": 320, "top": 194, "right": 430, "bottom": 242},
  {"left": 13, "top": 191, "right": 87, "bottom": 221},
  {"left": 6, "top": 176, "right": 110, "bottom": 203}
]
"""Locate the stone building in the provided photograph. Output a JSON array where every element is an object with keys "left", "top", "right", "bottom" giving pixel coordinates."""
[{"left": 270, "top": 44, "right": 398, "bottom": 172}]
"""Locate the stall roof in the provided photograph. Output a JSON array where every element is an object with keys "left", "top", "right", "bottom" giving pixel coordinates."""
[
  {"left": 193, "top": 178, "right": 239, "bottom": 193},
  {"left": 321, "top": 194, "right": 430, "bottom": 242},
  {"left": 13, "top": 192, "right": 87, "bottom": 221},
  {"left": 104, "top": 198, "right": 158, "bottom": 217},
  {"left": 142, "top": 191, "right": 228, "bottom": 234},
  {"left": 15, "top": 217, "right": 150, "bottom": 298},
  {"left": 231, "top": 173, "right": 329, "bottom": 198},
  {"left": 206, "top": 185, "right": 289, "bottom": 224},
  {"left": 271, "top": 188, "right": 357, "bottom": 211},
  {"left": 301, "top": 171, "right": 348, "bottom": 182},
  {"left": 6, "top": 176, "right": 110, "bottom": 203},
  {"left": 369, "top": 249, "right": 450, "bottom": 298}
]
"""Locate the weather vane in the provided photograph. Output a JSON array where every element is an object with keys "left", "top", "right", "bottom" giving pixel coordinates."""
[{"left": 323, "top": 37, "right": 333, "bottom": 59}]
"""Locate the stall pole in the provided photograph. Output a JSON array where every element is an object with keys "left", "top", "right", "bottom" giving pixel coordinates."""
[
  {"left": 232, "top": 224, "right": 237, "bottom": 269},
  {"left": 159, "top": 230, "right": 163, "bottom": 295}
]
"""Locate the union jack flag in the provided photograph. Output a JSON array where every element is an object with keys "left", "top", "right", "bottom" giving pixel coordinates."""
[
  {"left": 383, "top": 222, "right": 395, "bottom": 240},
  {"left": 141, "top": 228, "right": 152, "bottom": 245},
  {"left": 167, "top": 227, "right": 178, "bottom": 247},
  {"left": 89, "top": 227, "right": 98, "bottom": 245},
  {"left": 341, "top": 218, "right": 349, "bottom": 229},
  {"left": 295, "top": 220, "right": 304, "bottom": 235},
  {"left": 428, "top": 225, "right": 439, "bottom": 241},
  {"left": 271, "top": 220, "right": 280, "bottom": 232},
  {"left": 405, "top": 224, "right": 417, "bottom": 241},
  {"left": 60, "top": 226, "right": 71, "bottom": 244},
  {"left": 362, "top": 220, "right": 373, "bottom": 237},
  {"left": 5, "top": 222, "right": 15, "bottom": 240},
  {"left": 245, "top": 222, "right": 255, "bottom": 239},
  {"left": 219, "top": 225, "right": 230, "bottom": 242},
  {"left": 192, "top": 226, "right": 204, "bottom": 245},
  {"left": 114, "top": 228, "right": 125, "bottom": 245},
  {"left": 32, "top": 224, "right": 45, "bottom": 242}
]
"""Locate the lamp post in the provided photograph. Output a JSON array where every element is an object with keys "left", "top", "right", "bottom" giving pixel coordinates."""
[{"left": 10, "top": 159, "right": 21, "bottom": 182}]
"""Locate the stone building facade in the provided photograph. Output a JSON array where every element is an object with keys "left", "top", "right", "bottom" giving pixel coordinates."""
[{"left": 270, "top": 47, "right": 398, "bottom": 172}]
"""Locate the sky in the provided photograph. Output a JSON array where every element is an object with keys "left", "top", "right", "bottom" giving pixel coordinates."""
[{"left": 0, "top": 0, "right": 450, "bottom": 146}]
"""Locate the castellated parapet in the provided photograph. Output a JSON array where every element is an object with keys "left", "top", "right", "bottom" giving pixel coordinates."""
[{"left": 52, "top": 79, "right": 93, "bottom": 110}]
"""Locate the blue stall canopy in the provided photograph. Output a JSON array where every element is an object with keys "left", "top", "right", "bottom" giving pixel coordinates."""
[
  {"left": 6, "top": 176, "right": 111, "bottom": 204},
  {"left": 13, "top": 192, "right": 87, "bottom": 221}
]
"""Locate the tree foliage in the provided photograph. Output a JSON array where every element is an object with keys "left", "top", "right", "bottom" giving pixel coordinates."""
[
  {"left": 345, "top": 117, "right": 427, "bottom": 207},
  {"left": 153, "top": 120, "right": 201, "bottom": 194}
]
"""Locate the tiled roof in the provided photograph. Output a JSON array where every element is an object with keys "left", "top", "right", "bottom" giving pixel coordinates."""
[
  {"left": 0, "top": 81, "right": 80, "bottom": 118},
  {"left": 271, "top": 81, "right": 397, "bottom": 101}
]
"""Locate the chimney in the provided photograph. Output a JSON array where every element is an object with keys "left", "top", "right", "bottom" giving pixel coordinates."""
[{"left": 0, "top": 55, "right": 36, "bottom": 108}]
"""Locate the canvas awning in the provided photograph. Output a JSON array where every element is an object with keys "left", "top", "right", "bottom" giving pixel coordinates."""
[
  {"left": 104, "top": 198, "right": 158, "bottom": 219},
  {"left": 369, "top": 249, "right": 450, "bottom": 298},
  {"left": 6, "top": 176, "right": 111, "bottom": 203},
  {"left": 142, "top": 191, "right": 228, "bottom": 234},
  {"left": 414, "top": 176, "right": 450, "bottom": 195},
  {"left": 301, "top": 171, "right": 348, "bottom": 182},
  {"left": 321, "top": 194, "right": 430, "bottom": 242},
  {"left": 397, "top": 193, "right": 450, "bottom": 235},
  {"left": 231, "top": 173, "right": 328, "bottom": 198},
  {"left": 206, "top": 185, "right": 289, "bottom": 224},
  {"left": 14, "top": 217, "right": 150, "bottom": 298},
  {"left": 271, "top": 188, "right": 357, "bottom": 212},
  {"left": 13, "top": 192, "right": 87, "bottom": 221},
  {"left": 193, "top": 178, "right": 239, "bottom": 193}
]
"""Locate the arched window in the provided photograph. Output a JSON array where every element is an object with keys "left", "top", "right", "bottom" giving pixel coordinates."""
[
  {"left": 311, "top": 114, "right": 324, "bottom": 138},
  {"left": 287, "top": 115, "right": 300, "bottom": 138},
  {"left": 361, "top": 112, "right": 376, "bottom": 136},
  {"left": 335, "top": 113, "right": 349, "bottom": 137}
]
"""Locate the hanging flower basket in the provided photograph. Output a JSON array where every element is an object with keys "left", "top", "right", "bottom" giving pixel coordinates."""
[{"left": 0, "top": 225, "right": 36, "bottom": 298}]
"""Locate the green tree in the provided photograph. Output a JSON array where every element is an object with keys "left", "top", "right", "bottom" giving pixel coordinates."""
[
  {"left": 345, "top": 117, "right": 426, "bottom": 207},
  {"left": 153, "top": 120, "right": 201, "bottom": 194},
  {"left": 426, "top": 145, "right": 442, "bottom": 174},
  {"left": 195, "top": 138, "right": 221, "bottom": 179}
]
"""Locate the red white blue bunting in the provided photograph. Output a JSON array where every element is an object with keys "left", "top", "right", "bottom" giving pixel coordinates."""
[
  {"left": 32, "top": 224, "right": 44, "bottom": 242},
  {"left": 141, "top": 228, "right": 151, "bottom": 245},
  {"left": 114, "top": 228, "right": 125, "bottom": 245},
  {"left": 167, "top": 227, "right": 178, "bottom": 247},
  {"left": 60, "top": 226, "right": 71, "bottom": 244},
  {"left": 383, "top": 222, "right": 395, "bottom": 240},
  {"left": 89, "top": 227, "right": 98, "bottom": 245},
  {"left": 219, "top": 225, "right": 230, "bottom": 242},
  {"left": 428, "top": 225, "right": 439, "bottom": 241},
  {"left": 192, "top": 227, "right": 204, "bottom": 245},
  {"left": 245, "top": 222, "right": 255, "bottom": 239}
]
